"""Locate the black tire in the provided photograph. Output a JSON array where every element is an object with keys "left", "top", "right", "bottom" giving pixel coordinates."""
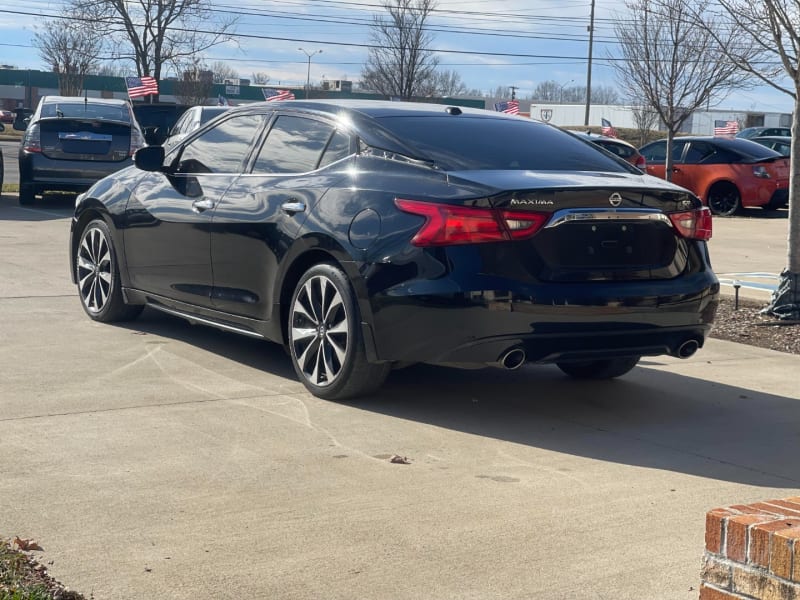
[
  {"left": 556, "top": 356, "right": 640, "bottom": 380},
  {"left": 288, "top": 262, "right": 390, "bottom": 400},
  {"left": 19, "top": 183, "right": 35, "bottom": 206},
  {"left": 75, "top": 219, "right": 143, "bottom": 322},
  {"left": 707, "top": 183, "right": 740, "bottom": 216}
]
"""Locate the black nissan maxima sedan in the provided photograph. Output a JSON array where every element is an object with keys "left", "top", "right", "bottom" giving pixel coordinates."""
[{"left": 69, "top": 100, "right": 719, "bottom": 400}]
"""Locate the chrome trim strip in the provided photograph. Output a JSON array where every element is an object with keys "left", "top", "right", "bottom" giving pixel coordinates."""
[
  {"left": 147, "top": 303, "right": 265, "bottom": 339},
  {"left": 544, "top": 208, "right": 672, "bottom": 228}
]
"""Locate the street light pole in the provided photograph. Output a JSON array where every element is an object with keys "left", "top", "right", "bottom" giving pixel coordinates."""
[
  {"left": 559, "top": 79, "right": 574, "bottom": 103},
  {"left": 298, "top": 48, "right": 322, "bottom": 99}
]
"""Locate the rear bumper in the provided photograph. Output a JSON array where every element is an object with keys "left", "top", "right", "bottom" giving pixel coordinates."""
[
  {"left": 20, "top": 152, "right": 132, "bottom": 192},
  {"left": 368, "top": 274, "right": 719, "bottom": 365}
]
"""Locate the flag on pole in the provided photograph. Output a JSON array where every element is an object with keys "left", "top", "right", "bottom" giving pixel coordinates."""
[
  {"left": 125, "top": 76, "right": 158, "bottom": 99},
  {"left": 714, "top": 120, "right": 739, "bottom": 136},
  {"left": 601, "top": 118, "right": 617, "bottom": 137},
  {"left": 494, "top": 100, "right": 519, "bottom": 115},
  {"left": 263, "top": 88, "right": 296, "bottom": 101}
]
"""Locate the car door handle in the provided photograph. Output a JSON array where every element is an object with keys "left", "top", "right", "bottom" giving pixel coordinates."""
[
  {"left": 281, "top": 201, "right": 306, "bottom": 214},
  {"left": 672, "top": 167, "right": 681, "bottom": 173},
  {"left": 192, "top": 198, "right": 215, "bottom": 213}
]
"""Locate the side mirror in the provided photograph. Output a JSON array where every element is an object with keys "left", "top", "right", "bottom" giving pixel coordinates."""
[{"left": 134, "top": 145, "right": 166, "bottom": 172}]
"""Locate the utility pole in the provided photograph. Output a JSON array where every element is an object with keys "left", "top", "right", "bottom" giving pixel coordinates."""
[
  {"left": 583, "top": 0, "right": 595, "bottom": 126},
  {"left": 509, "top": 85, "right": 519, "bottom": 100}
]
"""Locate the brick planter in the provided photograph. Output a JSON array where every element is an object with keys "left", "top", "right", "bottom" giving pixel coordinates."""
[{"left": 701, "top": 498, "right": 800, "bottom": 599}]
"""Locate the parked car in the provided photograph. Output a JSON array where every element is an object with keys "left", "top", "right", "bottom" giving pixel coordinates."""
[
  {"left": 18, "top": 96, "right": 145, "bottom": 205},
  {"left": 570, "top": 131, "right": 646, "bottom": 169},
  {"left": 163, "top": 105, "right": 230, "bottom": 150},
  {"left": 132, "top": 103, "right": 190, "bottom": 146},
  {"left": 70, "top": 100, "right": 718, "bottom": 400},
  {"left": 751, "top": 135, "right": 791, "bottom": 156},
  {"left": 736, "top": 126, "right": 791, "bottom": 139},
  {"left": 639, "top": 136, "right": 789, "bottom": 216},
  {"left": 0, "top": 109, "right": 13, "bottom": 124}
]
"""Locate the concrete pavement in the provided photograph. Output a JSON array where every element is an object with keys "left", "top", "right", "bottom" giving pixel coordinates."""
[{"left": 1, "top": 193, "right": 799, "bottom": 600}]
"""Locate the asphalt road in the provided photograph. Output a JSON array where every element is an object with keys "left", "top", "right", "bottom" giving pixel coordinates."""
[{"left": 1, "top": 193, "right": 799, "bottom": 600}]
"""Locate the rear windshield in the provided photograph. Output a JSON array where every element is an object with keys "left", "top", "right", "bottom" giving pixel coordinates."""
[
  {"left": 40, "top": 102, "right": 131, "bottom": 123},
  {"left": 374, "top": 115, "right": 635, "bottom": 172}
]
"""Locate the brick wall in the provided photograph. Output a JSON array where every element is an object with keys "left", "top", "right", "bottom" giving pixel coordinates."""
[{"left": 701, "top": 497, "right": 800, "bottom": 599}]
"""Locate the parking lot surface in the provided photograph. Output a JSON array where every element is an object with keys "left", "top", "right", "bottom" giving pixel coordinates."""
[{"left": 1, "top": 193, "right": 799, "bottom": 599}]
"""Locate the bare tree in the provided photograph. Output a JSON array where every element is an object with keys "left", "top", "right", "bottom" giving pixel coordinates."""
[
  {"left": 361, "top": 0, "right": 439, "bottom": 100},
  {"left": 73, "top": 0, "right": 236, "bottom": 100},
  {"left": 701, "top": 0, "right": 800, "bottom": 318},
  {"left": 251, "top": 72, "right": 271, "bottom": 85},
  {"left": 611, "top": 0, "right": 756, "bottom": 181},
  {"left": 210, "top": 61, "right": 239, "bottom": 84},
  {"left": 173, "top": 57, "right": 214, "bottom": 105},
  {"left": 630, "top": 100, "right": 660, "bottom": 146},
  {"left": 33, "top": 5, "right": 104, "bottom": 96},
  {"left": 417, "top": 69, "right": 467, "bottom": 97}
]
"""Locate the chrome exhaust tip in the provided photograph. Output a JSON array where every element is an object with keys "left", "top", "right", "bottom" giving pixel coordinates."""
[{"left": 499, "top": 348, "right": 526, "bottom": 370}]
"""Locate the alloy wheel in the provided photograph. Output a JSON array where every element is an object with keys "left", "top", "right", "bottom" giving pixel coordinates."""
[
  {"left": 290, "top": 274, "right": 350, "bottom": 387},
  {"left": 77, "top": 226, "right": 113, "bottom": 314}
]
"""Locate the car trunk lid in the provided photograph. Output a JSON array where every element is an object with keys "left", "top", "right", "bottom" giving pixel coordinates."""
[{"left": 37, "top": 118, "right": 132, "bottom": 162}]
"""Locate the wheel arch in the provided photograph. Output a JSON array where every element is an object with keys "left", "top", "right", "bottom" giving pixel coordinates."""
[
  {"left": 70, "top": 203, "right": 125, "bottom": 285},
  {"left": 703, "top": 178, "right": 739, "bottom": 204}
]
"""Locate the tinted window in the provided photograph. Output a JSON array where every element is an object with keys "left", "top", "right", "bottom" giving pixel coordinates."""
[
  {"left": 319, "top": 130, "right": 352, "bottom": 168},
  {"left": 596, "top": 140, "right": 634, "bottom": 159},
  {"left": 715, "top": 138, "right": 782, "bottom": 161},
  {"left": 684, "top": 142, "right": 715, "bottom": 164},
  {"left": 253, "top": 115, "right": 335, "bottom": 174},
  {"left": 176, "top": 113, "right": 264, "bottom": 174},
  {"left": 41, "top": 102, "right": 131, "bottom": 122},
  {"left": 374, "top": 116, "right": 634, "bottom": 172},
  {"left": 640, "top": 141, "right": 666, "bottom": 162}
]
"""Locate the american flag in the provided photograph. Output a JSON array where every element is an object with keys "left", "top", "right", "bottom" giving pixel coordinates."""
[
  {"left": 714, "top": 120, "right": 739, "bottom": 136},
  {"left": 125, "top": 76, "right": 158, "bottom": 98},
  {"left": 263, "top": 88, "right": 296, "bottom": 101},
  {"left": 601, "top": 118, "right": 618, "bottom": 137},
  {"left": 494, "top": 100, "right": 519, "bottom": 115}
]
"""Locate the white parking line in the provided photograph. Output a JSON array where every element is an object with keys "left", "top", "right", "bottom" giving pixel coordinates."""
[{"left": 717, "top": 272, "right": 779, "bottom": 292}]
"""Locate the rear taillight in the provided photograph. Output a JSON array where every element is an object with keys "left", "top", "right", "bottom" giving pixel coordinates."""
[
  {"left": 634, "top": 155, "right": 646, "bottom": 169},
  {"left": 395, "top": 199, "right": 548, "bottom": 246},
  {"left": 22, "top": 123, "right": 41, "bottom": 153},
  {"left": 129, "top": 127, "right": 146, "bottom": 156},
  {"left": 668, "top": 207, "right": 712, "bottom": 241}
]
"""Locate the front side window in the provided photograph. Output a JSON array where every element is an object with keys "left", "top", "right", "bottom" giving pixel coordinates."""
[
  {"left": 253, "top": 115, "right": 336, "bottom": 174},
  {"left": 176, "top": 113, "right": 264, "bottom": 174}
]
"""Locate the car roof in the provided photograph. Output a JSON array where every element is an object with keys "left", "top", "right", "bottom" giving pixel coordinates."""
[{"left": 225, "top": 99, "right": 529, "bottom": 161}]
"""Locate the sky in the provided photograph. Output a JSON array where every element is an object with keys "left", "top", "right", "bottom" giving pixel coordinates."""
[{"left": 0, "top": 0, "right": 794, "bottom": 113}]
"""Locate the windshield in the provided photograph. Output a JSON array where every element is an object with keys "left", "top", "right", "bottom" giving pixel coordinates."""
[
  {"left": 373, "top": 115, "right": 637, "bottom": 173},
  {"left": 40, "top": 102, "right": 132, "bottom": 123}
]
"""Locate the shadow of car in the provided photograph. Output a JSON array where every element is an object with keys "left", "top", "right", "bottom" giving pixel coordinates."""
[
  {"left": 639, "top": 136, "right": 789, "bottom": 216},
  {"left": 69, "top": 99, "right": 718, "bottom": 400},
  {"left": 17, "top": 96, "right": 145, "bottom": 205}
]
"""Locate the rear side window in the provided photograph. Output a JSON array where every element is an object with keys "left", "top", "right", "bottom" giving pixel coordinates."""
[
  {"left": 374, "top": 116, "right": 635, "bottom": 172},
  {"left": 176, "top": 113, "right": 264, "bottom": 174},
  {"left": 253, "top": 115, "right": 336, "bottom": 174},
  {"left": 597, "top": 141, "right": 634, "bottom": 159}
]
